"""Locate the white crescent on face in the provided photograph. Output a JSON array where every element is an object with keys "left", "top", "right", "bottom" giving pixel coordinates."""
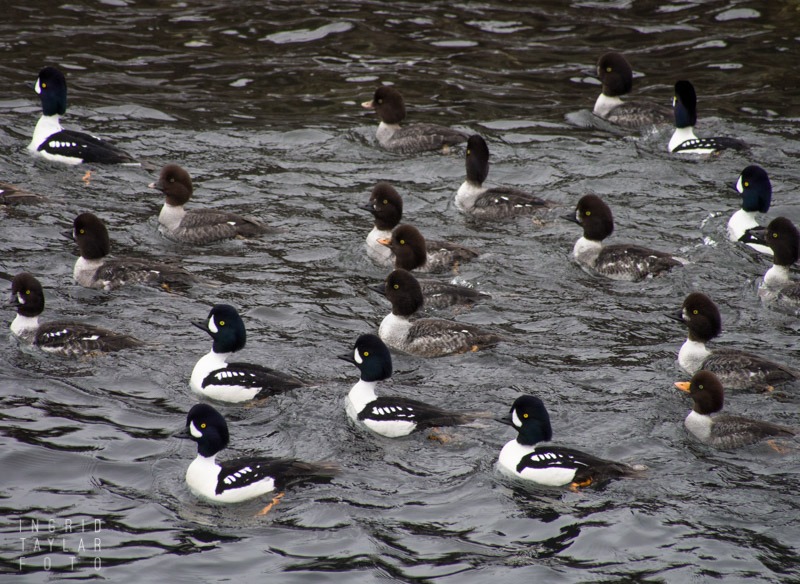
[
  {"left": 736, "top": 174, "right": 744, "bottom": 194},
  {"left": 189, "top": 421, "right": 203, "bottom": 438},
  {"left": 511, "top": 409, "right": 522, "bottom": 428},
  {"left": 35, "top": 78, "right": 42, "bottom": 95},
  {"left": 208, "top": 316, "right": 218, "bottom": 334},
  {"left": 354, "top": 348, "right": 363, "bottom": 365},
  {"left": 17, "top": 293, "right": 26, "bottom": 305}
]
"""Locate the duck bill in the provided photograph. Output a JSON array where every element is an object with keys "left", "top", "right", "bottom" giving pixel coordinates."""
[
  {"left": 674, "top": 381, "right": 691, "bottom": 393},
  {"left": 337, "top": 353, "right": 356, "bottom": 365},
  {"left": 495, "top": 413, "right": 515, "bottom": 427},
  {"left": 369, "top": 282, "right": 386, "bottom": 296},
  {"left": 60, "top": 229, "right": 75, "bottom": 241},
  {"left": 739, "top": 227, "right": 767, "bottom": 245},
  {"left": 665, "top": 311, "right": 685, "bottom": 325},
  {"left": 360, "top": 201, "right": 376, "bottom": 214},
  {"left": 377, "top": 238, "right": 391, "bottom": 247},
  {"left": 561, "top": 213, "right": 580, "bottom": 224},
  {"left": 191, "top": 320, "right": 209, "bottom": 333},
  {"left": 148, "top": 180, "right": 164, "bottom": 191},
  {"left": 173, "top": 427, "right": 192, "bottom": 439},
  {"left": 361, "top": 100, "right": 374, "bottom": 109}
]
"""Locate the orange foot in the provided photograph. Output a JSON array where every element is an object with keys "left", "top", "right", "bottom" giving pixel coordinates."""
[
  {"left": 442, "top": 145, "right": 451, "bottom": 155},
  {"left": 160, "top": 283, "right": 172, "bottom": 293},
  {"left": 428, "top": 428, "right": 452, "bottom": 444},
  {"left": 254, "top": 492, "right": 284, "bottom": 517},
  {"left": 245, "top": 397, "right": 270, "bottom": 409},
  {"left": 766, "top": 439, "right": 789, "bottom": 454},
  {"left": 471, "top": 345, "right": 479, "bottom": 352},
  {"left": 569, "top": 478, "right": 592, "bottom": 491},
  {"left": 82, "top": 170, "right": 93, "bottom": 185}
]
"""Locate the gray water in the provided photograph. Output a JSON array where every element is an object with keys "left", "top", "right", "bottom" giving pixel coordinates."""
[{"left": 1, "top": 1, "right": 800, "bottom": 582}]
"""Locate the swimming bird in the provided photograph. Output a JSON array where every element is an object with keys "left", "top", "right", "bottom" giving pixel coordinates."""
[
  {"left": 497, "top": 395, "right": 645, "bottom": 488},
  {"left": 361, "top": 86, "right": 468, "bottom": 154},
  {"left": 667, "top": 291, "right": 800, "bottom": 392},
  {"left": 592, "top": 53, "right": 672, "bottom": 129},
  {"left": 149, "top": 164, "right": 277, "bottom": 244},
  {"left": 0, "top": 182, "right": 48, "bottom": 205},
  {"left": 191, "top": 304, "right": 304, "bottom": 403},
  {"left": 371, "top": 269, "right": 504, "bottom": 357},
  {"left": 675, "top": 370, "right": 795, "bottom": 449},
  {"left": 27, "top": 66, "right": 136, "bottom": 164},
  {"left": 668, "top": 80, "right": 748, "bottom": 154},
  {"left": 178, "top": 403, "right": 338, "bottom": 506},
  {"left": 8, "top": 272, "right": 144, "bottom": 355},
  {"left": 68, "top": 212, "right": 198, "bottom": 291},
  {"left": 565, "top": 194, "right": 685, "bottom": 281},
  {"left": 456, "top": 135, "right": 558, "bottom": 219},
  {"left": 338, "top": 333, "right": 489, "bottom": 437},
  {"left": 727, "top": 165, "right": 772, "bottom": 255},
  {"left": 740, "top": 217, "right": 800, "bottom": 311}
]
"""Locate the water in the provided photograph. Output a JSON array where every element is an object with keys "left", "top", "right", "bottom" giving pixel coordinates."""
[{"left": 1, "top": 1, "right": 800, "bottom": 581}]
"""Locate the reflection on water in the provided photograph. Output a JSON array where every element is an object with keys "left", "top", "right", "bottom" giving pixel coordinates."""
[{"left": 1, "top": 0, "right": 800, "bottom": 582}]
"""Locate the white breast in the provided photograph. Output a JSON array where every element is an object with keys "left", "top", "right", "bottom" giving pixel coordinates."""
[
  {"left": 497, "top": 440, "right": 576, "bottom": 486},
  {"left": 378, "top": 313, "right": 412, "bottom": 351},
  {"left": 677, "top": 339, "right": 711, "bottom": 374}
]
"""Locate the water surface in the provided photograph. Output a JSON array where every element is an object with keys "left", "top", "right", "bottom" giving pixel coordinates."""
[{"left": 1, "top": 1, "right": 800, "bottom": 582}]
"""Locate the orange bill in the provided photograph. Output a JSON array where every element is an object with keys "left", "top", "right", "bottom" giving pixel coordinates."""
[
  {"left": 361, "top": 100, "right": 374, "bottom": 109},
  {"left": 674, "top": 381, "right": 691, "bottom": 393},
  {"left": 377, "top": 237, "right": 391, "bottom": 246}
]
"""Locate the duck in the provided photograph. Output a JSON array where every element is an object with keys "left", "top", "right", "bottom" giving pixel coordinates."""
[
  {"left": 177, "top": 403, "right": 339, "bottom": 505},
  {"left": 592, "top": 53, "right": 672, "bottom": 129},
  {"left": 8, "top": 272, "right": 144, "bottom": 355},
  {"left": 667, "top": 291, "right": 800, "bottom": 392},
  {"left": 740, "top": 217, "right": 800, "bottom": 311},
  {"left": 379, "top": 223, "right": 479, "bottom": 274},
  {"left": 668, "top": 80, "right": 748, "bottom": 154},
  {"left": 727, "top": 165, "right": 772, "bottom": 255},
  {"left": 0, "top": 182, "right": 48, "bottom": 205},
  {"left": 378, "top": 223, "right": 487, "bottom": 308},
  {"left": 27, "top": 66, "right": 136, "bottom": 165},
  {"left": 675, "top": 370, "right": 795, "bottom": 449},
  {"left": 190, "top": 304, "right": 304, "bottom": 403},
  {"left": 361, "top": 86, "right": 468, "bottom": 154},
  {"left": 338, "top": 333, "right": 489, "bottom": 437},
  {"left": 456, "top": 134, "right": 558, "bottom": 219},
  {"left": 371, "top": 269, "right": 504, "bottom": 357},
  {"left": 149, "top": 164, "right": 277, "bottom": 244},
  {"left": 497, "top": 395, "right": 645, "bottom": 488},
  {"left": 68, "top": 212, "right": 198, "bottom": 291},
  {"left": 565, "top": 194, "right": 685, "bottom": 281}
]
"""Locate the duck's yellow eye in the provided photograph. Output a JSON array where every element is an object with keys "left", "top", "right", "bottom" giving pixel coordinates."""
[
  {"left": 699, "top": 385, "right": 704, "bottom": 390},
  {"left": 585, "top": 211, "right": 591, "bottom": 216},
  {"left": 523, "top": 413, "right": 528, "bottom": 418},
  {"left": 219, "top": 321, "right": 225, "bottom": 326},
  {"left": 25, "top": 290, "right": 30, "bottom": 295},
  {"left": 773, "top": 233, "right": 778, "bottom": 238},
  {"left": 378, "top": 99, "right": 383, "bottom": 104},
  {"left": 744, "top": 182, "right": 749, "bottom": 187},
  {"left": 42, "top": 83, "right": 47, "bottom": 88},
  {"left": 692, "top": 309, "right": 698, "bottom": 315},
  {"left": 393, "top": 284, "right": 399, "bottom": 289},
  {"left": 79, "top": 229, "right": 84, "bottom": 234},
  {"left": 606, "top": 67, "right": 612, "bottom": 73},
  {"left": 382, "top": 199, "right": 388, "bottom": 204},
  {"left": 363, "top": 351, "right": 369, "bottom": 357},
  {"left": 399, "top": 239, "right": 405, "bottom": 245},
  {"left": 467, "top": 149, "right": 471, "bottom": 155},
  {"left": 200, "top": 423, "right": 206, "bottom": 428},
  {"left": 169, "top": 178, "right": 175, "bottom": 183}
]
